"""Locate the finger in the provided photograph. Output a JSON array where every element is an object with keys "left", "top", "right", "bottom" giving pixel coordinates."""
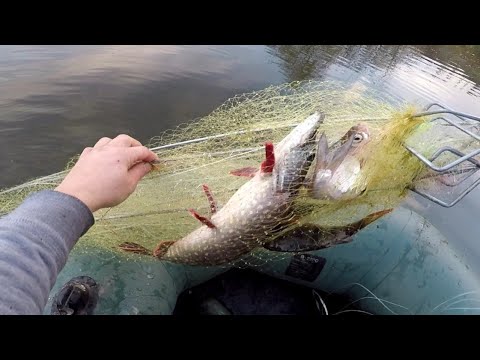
[
  {"left": 125, "top": 146, "right": 159, "bottom": 168},
  {"left": 94, "top": 137, "right": 112, "bottom": 148},
  {"left": 108, "top": 134, "right": 142, "bottom": 148},
  {"left": 128, "top": 162, "right": 154, "bottom": 184},
  {"left": 80, "top": 147, "right": 93, "bottom": 157}
]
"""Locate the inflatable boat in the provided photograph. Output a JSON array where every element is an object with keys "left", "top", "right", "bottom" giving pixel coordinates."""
[{"left": 44, "top": 205, "right": 480, "bottom": 315}]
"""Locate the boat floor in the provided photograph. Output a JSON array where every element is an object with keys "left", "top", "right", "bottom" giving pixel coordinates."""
[{"left": 173, "top": 268, "right": 361, "bottom": 315}]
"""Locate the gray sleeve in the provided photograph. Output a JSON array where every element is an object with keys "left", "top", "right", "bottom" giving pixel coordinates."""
[{"left": 0, "top": 190, "right": 94, "bottom": 314}]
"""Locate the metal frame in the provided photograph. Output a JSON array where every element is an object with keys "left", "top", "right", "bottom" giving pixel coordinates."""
[{"left": 405, "top": 103, "right": 480, "bottom": 207}]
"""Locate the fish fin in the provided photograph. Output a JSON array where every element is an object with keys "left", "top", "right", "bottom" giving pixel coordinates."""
[
  {"left": 153, "top": 241, "right": 176, "bottom": 258},
  {"left": 260, "top": 141, "right": 275, "bottom": 173},
  {"left": 202, "top": 184, "right": 217, "bottom": 214},
  {"left": 344, "top": 208, "right": 393, "bottom": 236},
  {"left": 229, "top": 167, "right": 258, "bottom": 178},
  {"left": 118, "top": 242, "right": 153, "bottom": 256},
  {"left": 189, "top": 208, "right": 216, "bottom": 228}
]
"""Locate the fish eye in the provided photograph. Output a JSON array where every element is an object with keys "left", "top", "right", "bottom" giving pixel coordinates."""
[{"left": 353, "top": 133, "right": 364, "bottom": 143}]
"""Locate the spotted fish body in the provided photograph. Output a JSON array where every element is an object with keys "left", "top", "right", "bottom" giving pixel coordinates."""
[{"left": 159, "top": 112, "right": 325, "bottom": 266}]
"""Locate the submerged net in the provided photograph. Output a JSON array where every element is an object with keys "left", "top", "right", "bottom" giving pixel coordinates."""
[{"left": 0, "top": 80, "right": 465, "bottom": 268}]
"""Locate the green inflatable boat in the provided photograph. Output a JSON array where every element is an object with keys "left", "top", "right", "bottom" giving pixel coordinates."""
[{"left": 44, "top": 205, "right": 480, "bottom": 315}]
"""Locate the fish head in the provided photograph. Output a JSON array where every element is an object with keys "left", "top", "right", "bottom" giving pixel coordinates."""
[
  {"left": 275, "top": 111, "right": 325, "bottom": 159},
  {"left": 273, "top": 111, "right": 325, "bottom": 193},
  {"left": 311, "top": 122, "right": 371, "bottom": 200},
  {"left": 338, "top": 122, "right": 370, "bottom": 156}
]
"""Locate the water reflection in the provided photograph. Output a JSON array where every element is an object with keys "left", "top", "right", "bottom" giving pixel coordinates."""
[
  {"left": 0, "top": 45, "right": 283, "bottom": 188},
  {"left": 267, "top": 45, "right": 408, "bottom": 82},
  {"left": 269, "top": 45, "right": 480, "bottom": 108},
  {"left": 3, "top": 45, "right": 480, "bottom": 189}
]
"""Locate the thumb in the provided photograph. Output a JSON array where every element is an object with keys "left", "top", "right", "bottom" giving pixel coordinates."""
[
  {"left": 128, "top": 162, "right": 154, "bottom": 184},
  {"left": 126, "top": 146, "right": 159, "bottom": 168}
]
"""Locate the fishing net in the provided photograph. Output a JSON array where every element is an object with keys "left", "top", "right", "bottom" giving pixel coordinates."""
[{"left": 0, "top": 80, "right": 460, "bottom": 268}]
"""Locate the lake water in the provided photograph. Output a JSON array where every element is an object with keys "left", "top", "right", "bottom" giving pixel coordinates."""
[{"left": 1, "top": 45, "right": 480, "bottom": 276}]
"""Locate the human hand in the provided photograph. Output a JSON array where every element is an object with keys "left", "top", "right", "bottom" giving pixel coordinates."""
[{"left": 55, "top": 134, "right": 159, "bottom": 212}]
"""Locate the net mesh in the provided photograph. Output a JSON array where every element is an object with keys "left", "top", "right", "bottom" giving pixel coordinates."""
[{"left": 0, "top": 80, "right": 460, "bottom": 268}]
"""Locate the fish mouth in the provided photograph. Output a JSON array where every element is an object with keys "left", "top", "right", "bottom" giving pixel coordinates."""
[
  {"left": 309, "top": 123, "right": 371, "bottom": 200},
  {"left": 315, "top": 123, "right": 371, "bottom": 173},
  {"left": 273, "top": 111, "right": 325, "bottom": 193},
  {"left": 315, "top": 132, "right": 356, "bottom": 174}
]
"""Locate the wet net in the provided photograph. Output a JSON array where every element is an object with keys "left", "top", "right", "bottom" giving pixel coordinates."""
[{"left": 0, "top": 80, "right": 452, "bottom": 268}]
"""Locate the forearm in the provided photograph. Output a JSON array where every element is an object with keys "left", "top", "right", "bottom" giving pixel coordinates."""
[{"left": 0, "top": 190, "right": 94, "bottom": 314}]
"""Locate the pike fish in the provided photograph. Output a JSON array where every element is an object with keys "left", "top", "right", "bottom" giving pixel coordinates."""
[{"left": 120, "top": 111, "right": 361, "bottom": 265}]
